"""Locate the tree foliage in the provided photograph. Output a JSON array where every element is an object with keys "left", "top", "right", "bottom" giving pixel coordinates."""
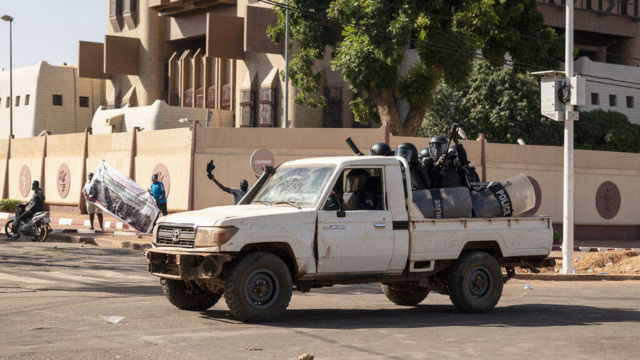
[
  {"left": 421, "top": 60, "right": 564, "bottom": 145},
  {"left": 268, "top": 0, "right": 562, "bottom": 135},
  {"left": 422, "top": 61, "right": 640, "bottom": 153}
]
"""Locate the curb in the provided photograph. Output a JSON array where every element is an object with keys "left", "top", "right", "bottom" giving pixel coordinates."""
[
  {"left": 50, "top": 229, "right": 152, "bottom": 237},
  {"left": 0, "top": 212, "right": 131, "bottom": 230},
  {"left": 551, "top": 246, "right": 640, "bottom": 252},
  {"left": 514, "top": 273, "right": 640, "bottom": 281},
  {"left": 48, "top": 233, "right": 151, "bottom": 251}
]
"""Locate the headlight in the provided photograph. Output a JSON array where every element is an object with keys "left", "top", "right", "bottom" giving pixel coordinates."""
[
  {"left": 194, "top": 226, "right": 239, "bottom": 247},
  {"left": 152, "top": 224, "right": 159, "bottom": 245}
]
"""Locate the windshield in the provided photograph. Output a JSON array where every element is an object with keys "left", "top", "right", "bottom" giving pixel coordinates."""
[{"left": 252, "top": 165, "right": 335, "bottom": 208}]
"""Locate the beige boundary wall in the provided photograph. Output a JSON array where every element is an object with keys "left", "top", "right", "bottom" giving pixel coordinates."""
[{"left": 0, "top": 126, "right": 638, "bottom": 240}]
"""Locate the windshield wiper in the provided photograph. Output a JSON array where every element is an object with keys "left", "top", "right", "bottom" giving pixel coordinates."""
[
  {"left": 274, "top": 201, "right": 301, "bottom": 209},
  {"left": 254, "top": 200, "right": 273, "bottom": 206}
]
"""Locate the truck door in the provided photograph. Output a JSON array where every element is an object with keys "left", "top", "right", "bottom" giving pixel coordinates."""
[{"left": 317, "top": 167, "right": 395, "bottom": 274}]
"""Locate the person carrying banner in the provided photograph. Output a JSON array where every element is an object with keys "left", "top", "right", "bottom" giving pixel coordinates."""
[
  {"left": 150, "top": 174, "right": 168, "bottom": 216},
  {"left": 83, "top": 173, "right": 104, "bottom": 230}
]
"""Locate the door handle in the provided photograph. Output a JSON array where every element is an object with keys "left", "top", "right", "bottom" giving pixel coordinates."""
[{"left": 374, "top": 223, "right": 387, "bottom": 228}]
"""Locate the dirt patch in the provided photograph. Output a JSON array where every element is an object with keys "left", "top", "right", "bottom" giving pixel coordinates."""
[{"left": 522, "top": 251, "right": 640, "bottom": 275}]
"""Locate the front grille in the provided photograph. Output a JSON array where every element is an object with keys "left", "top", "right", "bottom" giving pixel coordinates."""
[{"left": 157, "top": 224, "right": 196, "bottom": 248}]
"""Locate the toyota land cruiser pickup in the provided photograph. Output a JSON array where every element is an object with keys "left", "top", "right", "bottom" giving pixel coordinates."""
[{"left": 146, "top": 156, "right": 554, "bottom": 322}]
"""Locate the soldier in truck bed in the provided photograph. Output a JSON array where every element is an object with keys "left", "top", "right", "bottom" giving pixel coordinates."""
[{"left": 424, "top": 130, "right": 474, "bottom": 189}]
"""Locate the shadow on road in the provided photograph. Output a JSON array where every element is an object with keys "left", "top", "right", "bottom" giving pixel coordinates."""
[{"left": 201, "top": 303, "right": 640, "bottom": 329}]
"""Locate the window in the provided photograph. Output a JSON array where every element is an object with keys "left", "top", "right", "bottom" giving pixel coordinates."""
[
  {"left": 15, "top": 96, "right": 20, "bottom": 107},
  {"left": 591, "top": 93, "right": 599, "bottom": 105},
  {"left": 325, "top": 168, "right": 385, "bottom": 211},
  {"left": 79, "top": 96, "right": 90, "bottom": 108},
  {"left": 627, "top": 96, "right": 634, "bottom": 108},
  {"left": 258, "top": 88, "right": 277, "bottom": 127},
  {"left": 240, "top": 90, "right": 256, "bottom": 127},
  {"left": 109, "top": 0, "right": 122, "bottom": 17},
  {"left": 25, "top": 94, "right": 30, "bottom": 106},
  {"left": 609, "top": 95, "right": 617, "bottom": 107},
  {"left": 53, "top": 95, "right": 63, "bottom": 106},
  {"left": 252, "top": 165, "right": 336, "bottom": 208},
  {"left": 323, "top": 86, "right": 344, "bottom": 128},
  {"left": 5, "top": 97, "right": 9, "bottom": 108}
]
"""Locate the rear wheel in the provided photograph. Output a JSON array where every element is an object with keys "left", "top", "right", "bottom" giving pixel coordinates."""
[
  {"left": 161, "top": 279, "right": 222, "bottom": 311},
  {"left": 4, "top": 220, "right": 20, "bottom": 240},
  {"left": 224, "top": 252, "right": 292, "bottom": 322},
  {"left": 447, "top": 251, "right": 503, "bottom": 314},
  {"left": 381, "top": 283, "right": 429, "bottom": 306},
  {"left": 32, "top": 223, "right": 48, "bottom": 242}
]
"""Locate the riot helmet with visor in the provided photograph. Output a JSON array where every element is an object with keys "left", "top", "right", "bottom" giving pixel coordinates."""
[
  {"left": 396, "top": 142, "right": 419, "bottom": 164},
  {"left": 429, "top": 136, "right": 448, "bottom": 160},
  {"left": 369, "top": 142, "right": 392, "bottom": 156}
]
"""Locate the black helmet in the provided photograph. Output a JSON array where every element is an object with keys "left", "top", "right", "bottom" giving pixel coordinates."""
[
  {"left": 31, "top": 180, "right": 40, "bottom": 191},
  {"left": 419, "top": 148, "right": 430, "bottom": 160},
  {"left": 396, "top": 142, "right": 418, "bottom": 164},
  {"left": 369, "top": 142, "right": 392, "bottom": 156},
  {"left": 429, "top": 135, "right": 448, "bottom": 160}
]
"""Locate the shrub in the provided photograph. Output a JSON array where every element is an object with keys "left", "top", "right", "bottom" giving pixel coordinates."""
[
  {"left": 553, "top": 230, "right": 562, "bottom": 244},
  {"left": 0, "top": 199, "right": 22, "bottom": 212}
]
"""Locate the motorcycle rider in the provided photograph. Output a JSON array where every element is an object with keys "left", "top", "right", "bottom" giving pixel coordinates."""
[
  {"left": 10, "top": 181, "right": 45, "bottom": 238},
  {"left": 396, "top": 142, "right": 431, "bottom": 190}
]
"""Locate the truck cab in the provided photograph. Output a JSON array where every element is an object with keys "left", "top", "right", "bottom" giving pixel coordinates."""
[{"left": 147, "top": 156, "right": 554, "bottom": 322}]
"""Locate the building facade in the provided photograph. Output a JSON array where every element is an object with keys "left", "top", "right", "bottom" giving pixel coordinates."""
[
  {"left": 0, "top": 62, "right": 105, "bottom": 138},
  {"left": 78, "top": 0, "right": 357, "bottom": 133},
  {"left": 537, "top": 0, "right": 640, "bottom": 124}
]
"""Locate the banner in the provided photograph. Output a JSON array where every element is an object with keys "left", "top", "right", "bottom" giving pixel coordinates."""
[{"left": 83, "top": 161, "right": 160, "bottom": 233}]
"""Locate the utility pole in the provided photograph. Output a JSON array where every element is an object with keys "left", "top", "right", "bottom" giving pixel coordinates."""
[
  {"left": 561, "top": 0, "right": 576, "bottom": 274},
  {"left": 1, "top": 15, "right": 14, "bottom": 138},
  {"left": 283, "top": 0, "right": 290, "bottom": 128}
]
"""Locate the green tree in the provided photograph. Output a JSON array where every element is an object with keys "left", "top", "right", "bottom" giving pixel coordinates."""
[
  {"left": 268, "top": 0, "right": 561, "bottom": 136},
  {"left": 421, "top": 60, "right": 564, "bottom": 145},
  {"left": 575, "top": 110, "right": 640, "bottom": 153}
]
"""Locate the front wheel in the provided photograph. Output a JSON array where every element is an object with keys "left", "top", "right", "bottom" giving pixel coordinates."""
[
  {"left": 224, "top": 252, "right": 293, "bottom": 322},
  {"left": 4, "top": 220, "right": 20, "bottom": 240},
  {"left": 161, "top": 279, "right": 222, "bottom": 311},
  {"left": 381, "top": 283, "right": 429, "bottom": 306},
  {"left": 32, "top": 223, "right": 48, "bottom": 242},
  {"left": 447, "top": 251, "right": 503, "bottom": 314}
]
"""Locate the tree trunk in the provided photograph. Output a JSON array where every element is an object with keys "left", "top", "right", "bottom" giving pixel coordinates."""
[{"left": 366, "top": 85, "right": 431, "bottom": 137}]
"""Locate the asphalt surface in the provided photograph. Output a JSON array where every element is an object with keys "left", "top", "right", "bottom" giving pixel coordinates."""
[{"left": 1, "top": 241, "right": 640, "bottom": 360}]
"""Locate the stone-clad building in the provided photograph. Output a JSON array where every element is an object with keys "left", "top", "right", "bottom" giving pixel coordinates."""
[
  {"left": 78, "top": 0, "right": 358, "bottom": 133},
  {"left": 0, "top": 62, "right": 105, "bottom": 138}
]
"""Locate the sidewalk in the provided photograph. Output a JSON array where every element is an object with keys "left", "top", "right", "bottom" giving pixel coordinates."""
[{"left": 0, "top": 210, "right": 134, "bottom": 230}]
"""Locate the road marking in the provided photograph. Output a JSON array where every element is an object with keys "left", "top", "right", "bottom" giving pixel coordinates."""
[{"left": 0, "top": 272, "right": 55, "bottom": 284}]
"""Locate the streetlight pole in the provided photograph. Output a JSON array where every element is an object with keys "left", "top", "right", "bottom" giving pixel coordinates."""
[
  {"left": 1, "top": 15, "right": 13, "bottom": 138},
  {"left": 283, "top": 0, "right": 290, "bottom": 128},
  {"left": 561, "top": 1, "right": 576, "bottom": 274}
]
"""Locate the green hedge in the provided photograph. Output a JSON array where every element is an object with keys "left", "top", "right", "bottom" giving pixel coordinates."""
[{"left": 0, "top": 199, "right": 22, "bottom": 212}]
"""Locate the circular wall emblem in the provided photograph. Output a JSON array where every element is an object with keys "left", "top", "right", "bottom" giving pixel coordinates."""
[
  {"left": 523, "top": 176, "right": 542, "bottom": 215},
  {"left": 57, "top": 163, "right": 71, "bottom": 199},
  {"left": 595, "top": 181, "right": 621, "bottom": 219},
  {"left": 19, "top": 165, "right": 31, "bottom": 197},
  {"left": 152, "top": 163, "right": 170, "bottom": 197},
  {"left": 250, "top": 149, "right": 275, "bottom": 174}
]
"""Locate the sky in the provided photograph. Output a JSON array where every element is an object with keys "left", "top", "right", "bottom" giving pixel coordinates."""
[{"left": 0, "top": 1, "right": 106, "bottom": 70}]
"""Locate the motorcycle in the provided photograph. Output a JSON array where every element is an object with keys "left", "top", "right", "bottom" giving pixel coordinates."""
[{"left": 4, "top": 204, "right": 51, "bottom": 242}]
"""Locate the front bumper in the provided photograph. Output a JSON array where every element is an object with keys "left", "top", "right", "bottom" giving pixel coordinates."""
[{"left": 146, "top": 248, "right": 234, "bottom": 281}]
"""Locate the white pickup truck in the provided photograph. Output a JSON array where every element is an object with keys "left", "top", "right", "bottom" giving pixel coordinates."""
[{"left": 146, "top": 156, "right": 554, "bottom": 322}]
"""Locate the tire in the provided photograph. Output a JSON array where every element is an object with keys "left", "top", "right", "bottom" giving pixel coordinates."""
[
  {"left": 224, "top": 252, "right": 293, "bottom": 323},
  {"left": 4, "top": 220, "right": 20, "bottom": 240},
  {"left": 33, "top": 223, "right": 48, "bottom": 242},
  {"left": 161, "top": 279, "right": 222, "bottom": 311},
  {"left": 447, "top": 251, "right": 503, "bottom": 314},
  {"left": 381, "top": 283, "right": 429, "bottom": 306}
]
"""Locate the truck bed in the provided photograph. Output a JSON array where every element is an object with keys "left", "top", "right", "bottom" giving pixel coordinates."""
[{"left": 409, "top": 215, "right": 553, "bottom": 263}]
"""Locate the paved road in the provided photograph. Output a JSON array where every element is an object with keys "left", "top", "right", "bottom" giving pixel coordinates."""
[{"left": 1, "top": 241, "right": 640, "bottom": 360}]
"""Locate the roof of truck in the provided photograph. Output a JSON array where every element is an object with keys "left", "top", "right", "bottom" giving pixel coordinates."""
[{"left": 283, "top": 156, "right": 404, "bottom": 167}]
